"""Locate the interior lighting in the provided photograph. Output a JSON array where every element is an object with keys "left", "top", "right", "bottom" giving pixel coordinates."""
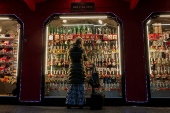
[
  {"left": 60, "top": 16, "right": 107, "bottom": 19},
  {"left": 63, "top": 24, "right": 94, "bottom": 26},
  {"left": 45, "top": 27, "right": 48, "bottom": 74},
  {"left": 63, "top": 20, "right": 67, "bottom": 23},
  {"left": 152, "top": 24, "right": 170, "bottom": 25},
  {"left": 147, "top": 20, "right": 151, "bottom": 24},
  {"left": 0, "top": 26, "right": 2, "bottom": 32},
  {"left": 147, "top": 25, "right": 151, "bottom": 74},
  {"left": 16, "top": 29, "right": 20, "bottom": 76},
  {"left": 94, "top": 23, "right": 107, "bottom": 26},
  {"left": 98, "top": 20, "right": 102, "bottom": 24},
  {"left": 0, "top": 17, "right": 9, "bottom": 20},
  {"left": 159, "top": 15, "right": 170, "bottom": 17},
  {"left": 118, "top": 26, "right": 121, "bottom": 75}
]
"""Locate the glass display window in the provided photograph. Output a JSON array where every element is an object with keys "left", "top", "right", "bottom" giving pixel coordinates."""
[
  {"left": 0, "top": 15, "right": 23, "bottom": 97},
  {"left": 43, "top": 13, "right": 124, "bottom": 98},
  {"left": 144, "top": 13, "right": 170, "bottom": 98}
]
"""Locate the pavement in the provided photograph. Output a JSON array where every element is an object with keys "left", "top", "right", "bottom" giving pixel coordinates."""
[{"left": 0, "top": 105, "right": 170, "bottom": 113}]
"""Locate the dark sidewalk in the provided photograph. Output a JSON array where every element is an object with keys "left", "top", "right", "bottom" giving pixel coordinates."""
[{"left": 0, "top": 105, "right": 170, "bottom": 113}]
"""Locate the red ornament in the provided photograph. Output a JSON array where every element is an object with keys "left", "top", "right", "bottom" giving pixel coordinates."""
[
  {"left": 102, "top": 88, "right": 105, "bottom": 90},
  {"left": 105, "top": 75, "right": 108, "bottom": 78},
  {"left": 55, "top": 88, "right": 58, "bottom": 90},
  {"left": 3, "top": 78, "right": 7, "bottom": 82},
  {"left": 101, "top": 75, "right": 105, "bottom": 78},
  {"left": 111, "top": 88, "right": 114, "bottom": 90},
  {"left": 165, "top": 75, "right": 168, "bottom": 77},
  {"left": 96, "top": 88, "right": 99, "bottom": 90},
  {"left": 117, "top": 88, "right": 120, "bottom": 90},
  {"left": 161, "top": 46, "right": 165, "bottom": 50},
  {"left": 88, "top": 88, "right": 91, "bottom": 90},
  {"left": 49, "top": 87, "right": 52, "bottom": 90},
  {"left": 90, "top": 52, "right": 92, "bottom": 55},
  {"left": 55, "top": 75, "right": 58, "bottom": 78},
  {"left": 151, "top": 75, "right": 154, "bottom": 77},
  {"left": 116, "top": 74, "right": 119, "bottom": 78},
  {"left": 87, "top": 75, "right": 90, "bottom": 77},
  {"left": 48, "top": 74, "right": 52, "bottom": 78},
  {"left": 64, "top": 88, "right": 68, "bottom": 90},
  {"left": 160, "top": 88, "right": 163, "bottom": 90},
  {"left": 158, "top": 75, "right": 161, "bottom": 77},
  {"left": 60, "top": 75, "right": 64, "bottom": 78},
  {"left": 166, "top": 88, "right": 170, "bottom": 90}
]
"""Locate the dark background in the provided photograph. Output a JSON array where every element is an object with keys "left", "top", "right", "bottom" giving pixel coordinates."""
[{"left": 0, "top": 0, "right": 169, "bottom": 102}]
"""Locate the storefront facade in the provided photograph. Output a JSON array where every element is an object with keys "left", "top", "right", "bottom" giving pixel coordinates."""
[{"left": 0, "top": 0, "right": 170, "bottom": 105}]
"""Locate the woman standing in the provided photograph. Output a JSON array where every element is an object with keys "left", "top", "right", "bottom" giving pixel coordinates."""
[{"left": 66, "top": 37, "right": 88, "bottom": 109}]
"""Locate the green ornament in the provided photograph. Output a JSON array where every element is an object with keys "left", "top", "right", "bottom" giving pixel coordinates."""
[
  {"left": 54, "top": 28, "right": 57, "bottom": 34},
  {"left": 77, "top": 26, "right": 80, "bottom": 34},
  {"left": 60, "top": 27, "right": 63, "bottom": 35},
  {"left": 73, "top": 27, "right": 76, "bottom": 34}
]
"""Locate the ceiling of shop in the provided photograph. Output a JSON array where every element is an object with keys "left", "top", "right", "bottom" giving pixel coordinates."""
[
  {"left": 22, "top": 0, "right": 139, "bottom": 11},
  {"left": 0, "top": 21, "right": 18, "bottom": 34},
  {"left": 50, "top": 18, "right": 118, "bottom": 29}
]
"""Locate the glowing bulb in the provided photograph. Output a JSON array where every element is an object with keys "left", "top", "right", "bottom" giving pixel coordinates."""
[
  {"left": 63, "top": 20, "right": 67, "bottom": 23},
  {"left": 98, "top": 20, "right": 102, "bottom": 24}
]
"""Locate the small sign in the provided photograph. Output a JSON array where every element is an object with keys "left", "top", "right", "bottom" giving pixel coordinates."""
[{"left": 71, "top": 2, "right": 95, "bottom": 12}]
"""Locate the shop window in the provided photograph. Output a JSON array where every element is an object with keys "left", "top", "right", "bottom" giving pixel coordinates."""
[
  {"left": 43, "top": 13, "right": 124, "bottom": 98},
  {"left": 0, "top": 15, "right": 22, "bottom": 97}
]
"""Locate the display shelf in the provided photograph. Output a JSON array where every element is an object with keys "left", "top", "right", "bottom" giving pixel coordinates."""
[
  {"left": 0, "top": 46, "right": 14, "bottom": 48},
  {"left": 0, "top": 37, "right": 15, "bottom": 40},
  {"left": 0, "top": 54, "right": 13, "bottom": 56},
  {"left": 149, "top": 50, "right": 167, "bottom": 52}
]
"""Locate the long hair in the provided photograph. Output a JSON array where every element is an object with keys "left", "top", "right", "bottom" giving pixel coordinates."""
[{"left": 74, "top": 37, "right": 84, "bottom": 49}]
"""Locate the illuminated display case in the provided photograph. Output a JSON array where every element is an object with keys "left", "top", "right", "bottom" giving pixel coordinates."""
[
  {"left": 42, "top": 13, "right": 124, "bottom": 98},
  {"left": 144, "top": 12, "right": 170, "bottom": 98},
  {"left": 0, "top": 15, "right": 23, "bottom": 97}
]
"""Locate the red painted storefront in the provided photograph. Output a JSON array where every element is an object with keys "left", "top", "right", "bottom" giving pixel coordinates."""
[{"left": 0, "top": 0, "right": 169, "bottom": 102}]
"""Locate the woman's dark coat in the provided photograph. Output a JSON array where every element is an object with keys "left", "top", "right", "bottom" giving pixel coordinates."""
[{"left": 67, "top": 43, "right": 87, "bottom": 84}]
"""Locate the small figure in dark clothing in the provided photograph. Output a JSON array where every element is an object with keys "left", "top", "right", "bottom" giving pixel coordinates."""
[{"left": 66, "top": 37, "right": 88, "bottom": 109}]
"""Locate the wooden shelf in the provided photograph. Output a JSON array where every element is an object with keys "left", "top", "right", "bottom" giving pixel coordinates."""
[{"left": 0, "top": 37, "right": 15, "bottom": 40}]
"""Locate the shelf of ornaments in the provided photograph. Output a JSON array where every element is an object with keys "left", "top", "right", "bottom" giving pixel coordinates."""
[
  {"left": 0, "top": 37, "right": 16, "bottom": 40},
  {"left": 47, "top": 37, "right": 118, "bottom": 42},
  {"left": 0, "top": 72, "right": 17, "bottom": 75},
  {"left": 47, "top": 52, "right": 67, "bottom": 55},
  {"left": 47, "top": 63, "right": 119, "bottom": 67},
  {"left": 149, "top": 49, "right": 169, "bottom": 52},
  {"left": 47, "top": 52, "right": 119, "bottom": 57},
  {"left": 0, "top": 46, "right": 17, "bottom": 49}
]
